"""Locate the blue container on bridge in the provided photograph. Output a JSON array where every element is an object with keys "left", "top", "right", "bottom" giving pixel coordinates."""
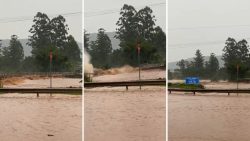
[{"left": 185, "top": 77, "right": 200, "bottom": 85}]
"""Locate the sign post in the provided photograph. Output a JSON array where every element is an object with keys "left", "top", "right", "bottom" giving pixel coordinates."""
[
  {"left": 49, "top": 50, "right": 53, "bottom": 96},
  {"left": 137, "top": 41, "right": 141, "bottom": 90},
  {"left": 237, "top": 64, "right": 239, "bottom": 96}
]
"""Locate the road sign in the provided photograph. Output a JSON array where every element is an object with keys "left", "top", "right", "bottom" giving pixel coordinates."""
[{"left": 185, "top": 77, "right": 200, "bottom": 85}]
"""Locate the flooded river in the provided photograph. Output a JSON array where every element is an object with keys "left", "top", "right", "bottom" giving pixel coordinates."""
[
  {"left": 0, "top": 77, "right": 82, "bottom": 141},
  {"left": 85, "top": 69, "right": 166, "bottom": 141},
  {"left": 169, "top": 82, "right": 250, "bottom": 141}
]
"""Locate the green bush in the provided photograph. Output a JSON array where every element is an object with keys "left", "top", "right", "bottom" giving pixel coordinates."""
[
  {"left": 84, "top": 74, "right": 92, "bottom": 82},
  {"left": 168, "top": 83, "right": 204, "bottom": 89}
]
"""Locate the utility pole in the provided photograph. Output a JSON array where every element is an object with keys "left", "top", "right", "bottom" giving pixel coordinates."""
[
  {"left": 49, "top": 36, "right": 53, "bottom": 96},
  {"left": 49, "top": 49, "right": 52, "bottom": 96},
  {"left": 137, "top": 39, "right": 141, "bottom": 90},
  {"left": 237, "top": 64, "right": 239, "bottom": 96}
]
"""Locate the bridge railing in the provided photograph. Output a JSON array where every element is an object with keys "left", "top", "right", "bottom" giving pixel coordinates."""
[
  {"left": 168, "top": 88, "right": 250, "bottom": 96},
  {"left": 0, "top": 87, "right": 82, "bottom": 97},
  {"left": 85, "top": 80, "right": 166, "bottom": 90}
]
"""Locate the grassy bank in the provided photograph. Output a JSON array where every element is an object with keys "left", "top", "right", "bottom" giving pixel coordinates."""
[{"left": 168, "top": 83, "right": 204, "bottom": 89}]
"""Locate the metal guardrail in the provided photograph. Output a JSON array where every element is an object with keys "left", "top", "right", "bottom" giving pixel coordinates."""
[
  {"left": 84, "top": 80, "right": 166, "bottom": 89},
  {"left": 0, "top": 88, "right": 82, "bottom": 97},
  {"left": 168, "top": 88, "right": 250, "bottom": 95}
]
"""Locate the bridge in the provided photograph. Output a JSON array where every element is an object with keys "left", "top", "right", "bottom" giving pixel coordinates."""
[
  {"left": 168, "top": 88, "right": 250, "bottom": 95},
  {"left": 84, "top": 80, "right": 166, "bottom": 90},
  {"left": 0, "top": 88, "right": 82, "bottom": 97}
]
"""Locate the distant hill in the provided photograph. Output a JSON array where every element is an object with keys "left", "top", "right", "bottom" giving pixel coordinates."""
[
  {"left": 168, "top": 56, "right": 224, "bottom": 72},
  {"left": 89, "top": 32, "right": 120, "bottom": 50},
  {"left": 1, "top": 39, "right": 32, "bottom": 56},
  {"left": 0, "top": 39, "right": 82, "bottom": 57}
]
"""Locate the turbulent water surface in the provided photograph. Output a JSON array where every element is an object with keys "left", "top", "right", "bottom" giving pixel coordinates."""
[
  {"left": 85, "top": 69, "right": 166, "bottom": 141},
  {"left": 0, "top": 77, "right": 82, "bottom": 141},
  {"left": 169, "top": 82, "right": 250, "bottom": 141}
]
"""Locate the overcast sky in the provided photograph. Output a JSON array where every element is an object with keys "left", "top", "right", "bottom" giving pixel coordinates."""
[
  {"left": 0, "top": 0, "right": 81, "bottom": 42},
  {"left": 84, "top": 0, "right": 166, "bottom": 33},
  {"left": 169, "top": 0, "right": 250, "bottom": 62},
  {"left": 4, "top": 0, "right": 250, "bottom": 63}
]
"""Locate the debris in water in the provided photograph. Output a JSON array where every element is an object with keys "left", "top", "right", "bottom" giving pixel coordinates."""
[{"left": 84, "top": 51, "right": 93, "bottom": 74}]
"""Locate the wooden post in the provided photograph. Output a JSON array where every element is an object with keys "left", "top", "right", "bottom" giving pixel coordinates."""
[
  {"left": 126, "top": 85, "right": 128, "bottom": 91},
  {"left": 37, "top": 93, "right": 39, "bottom": 97}
]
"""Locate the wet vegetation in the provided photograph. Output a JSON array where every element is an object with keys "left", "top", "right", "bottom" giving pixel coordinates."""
[
  {"left": 170, "top": 38, "right": 250, "bottom": 81},
  {"left": 84, "top": 4, "right": 166, "bottom": 69},
  {"left": 168, "top": 83, "right": 205, "bottom": 89},
  {"left": 0, "top": 12, "right": 81, "bottom": 73}
]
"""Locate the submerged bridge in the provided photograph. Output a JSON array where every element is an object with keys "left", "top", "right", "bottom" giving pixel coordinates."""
[
  {"left": 0, "top": 87, "right": 82, "bottom": 97},
  {"left": 168, "top": 88, "right": 250, "bottom": 95},
  {"left": 84, "top": 80, "right": 166, "bottom": 90}
]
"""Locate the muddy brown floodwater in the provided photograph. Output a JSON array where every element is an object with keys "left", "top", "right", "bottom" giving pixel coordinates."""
[
  {"left": 169, "top": 82, "right": 250, "bottom": 141},
  {"left": 85, "top": 69, "right": 166, "bottom": 141},
  {"left": 0, "top": 77, "right": 82, "bottom": 141}
]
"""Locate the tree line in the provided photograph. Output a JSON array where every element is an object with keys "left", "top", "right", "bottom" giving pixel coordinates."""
[
  {"left": 171, "top": 37, "right": 250, "bottom": 81},
  {"left": 0, "top": 12, "right": 81, "bottom": 73},
  {"left": 171, "top": 50, "right": 222, "bottom": 81},
  {"left": 84, "top": 4, "right": 166, "bottom": 69}
]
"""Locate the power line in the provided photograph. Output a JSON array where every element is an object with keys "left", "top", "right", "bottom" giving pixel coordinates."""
[
  {"left": 85, "top": 2, "right": 165, "bottom": 15},
  {"left": 85, "top": 2, "right": 166, "bottom": 18},
  {"left": 169, "top": 41, "right": 224, "bottom": 48},
  {"left": 169, "top": 24, "right": 250, "bottom": 31},
  {"left": 169, "top": 37, "right": 250, "bottom": 49},
  {"left": 0, "top": 11, "right": 81, "bottom": 24}
]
